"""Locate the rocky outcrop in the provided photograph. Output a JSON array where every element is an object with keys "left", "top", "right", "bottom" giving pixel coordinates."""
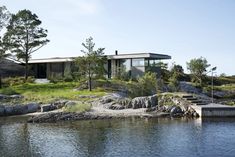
[
  {"left": 0, "top": 103, "right": 40, "bottom": 116},
  {"left": 96, "top": 93, "right": 157, "bottom": 110},
  {"left": 131, "top": 94, "right": 158, "bottom": 109},
  {"left": 0, "top": 94, "right": 23, "bottom": 101},
  {"left": 158, "top": 94, "right": 199, "bottom": 117}
]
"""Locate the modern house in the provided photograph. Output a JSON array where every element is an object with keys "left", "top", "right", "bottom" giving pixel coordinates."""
[{"left": 28, "top": 51, "right": 171, "bottom": 79}]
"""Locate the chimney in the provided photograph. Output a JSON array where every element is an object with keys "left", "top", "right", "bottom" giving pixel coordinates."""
[{"left": 115, "top": 50, "right": 118, "bottom": 55}]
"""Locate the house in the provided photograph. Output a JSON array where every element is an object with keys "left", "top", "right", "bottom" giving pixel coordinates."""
[{"left": 28, "top": 51, "right": 171, "bottom": 79}]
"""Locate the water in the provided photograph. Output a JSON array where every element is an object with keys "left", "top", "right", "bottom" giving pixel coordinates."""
[{"left": 0, "top": 117, "right": 235, "bottom": 157}]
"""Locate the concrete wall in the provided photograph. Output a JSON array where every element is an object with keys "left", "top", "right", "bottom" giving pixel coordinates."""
[{"left": 191, "top": 105, "right": 235, "bottom": 117}]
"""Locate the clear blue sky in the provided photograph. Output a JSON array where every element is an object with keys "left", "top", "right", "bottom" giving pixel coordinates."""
[{"left": 2, "top": 0, "right": 235, "bottom": 75}]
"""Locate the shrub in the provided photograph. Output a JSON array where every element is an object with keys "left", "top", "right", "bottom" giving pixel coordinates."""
[
  {"left": 137, "top": 72, "right": 157, "bottom": 96},
  {"left": 63, "top": 102, "right": 91, "bottom": 113},
  {"left": 3, "top": 76, "right": 35, "bottom": 87},
  {"left": 0, "top": 87, "right": 18, "bottom": 95}
]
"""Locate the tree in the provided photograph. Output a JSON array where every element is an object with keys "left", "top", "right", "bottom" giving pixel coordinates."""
[
  {"left": 168, "top": 64, "right": 184, "bottom": 91},
  {"left": 75, "top": 37, "right": 106, "bottom": 91},
  {"left": 3, "top": 9, "right": 49, "bottom": 80},
  {"left": 0, "top": 6, "right": 10, "bottom": 88},
  {"left": 187, "top": 57, "right": 210, "bottom": 87},
  {"left": 137, "top": 72, "right": 157, "bottom": 96}
]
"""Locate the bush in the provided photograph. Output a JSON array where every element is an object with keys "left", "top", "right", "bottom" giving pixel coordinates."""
[
  {"left": 3, "top": 76, "right": 35, "bottom": 87},
  {"left": 63, "top": 102, "right": 91, "bottom": 113},
  {"left": 0, "top": 87, "right": 18, "bottom": 95},
  {"left": 137, "top": 72, "right": 157, "bottom": 96}
]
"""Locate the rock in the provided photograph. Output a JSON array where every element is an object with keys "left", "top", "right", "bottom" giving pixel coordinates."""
[
  {"left": 12, "top": 105, "right": 28, "bottom": 115},
  {"left": 170, "top": 106, "right": 183, "bottom": 117},
  {"left": 53, "top": 100, "right": 68, "bottom": 109},
  {"left": 27, "top": 103, "right": 39, "bottom": 113},
  {"left": 41, "top": 104, "right": 55, "bottom": 112},
  {"left": 65, "top": 101, "right": 77, "bottom": 107},
  {"left": 0, "top": 105, "right": 5, "bottom": 116},
  {"left": 117, "top": 98, "right": 132, "bottom": 109},
  {"left": 4, "top": 106, "right": 14, "bottom": 115},
  {"left": 131, "top": 94, "right": 158, "bottom": 109},
  {"left": 179, "top": 81, "right": 202, "bottom": 94},
  {"left": 9, "top": 95, "right": 23, "bottom": 99},
  {"left": 103, "top": 102, "right": 115, "bottom": 109},
  {"left": 0, "top": 94, "right": 7, "bottom": 100},
  {"left": 110, "top": 104, "right": 125, "bottom": 110}
]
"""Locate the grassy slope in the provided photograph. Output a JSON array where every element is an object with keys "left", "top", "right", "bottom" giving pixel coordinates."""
[{"left": 0, "top": 82, "right": 107, "bottom": 103}]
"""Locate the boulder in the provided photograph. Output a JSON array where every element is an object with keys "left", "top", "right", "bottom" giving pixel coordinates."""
[
  {"left": 65, "top": 101, "right": 77, "bottom": 107},
  {"left": 4, "top": 106, "right": 14, "bottom": 115},
  {"left": 41, "top": 104, "right": 55, "bottom": 112},
  {"left": 170, "top": 106, "right": 183, "bottom": 117},
  {"left": 12, "top": 105, "right": 28, "bottom": 115},
  {"left": 0, "top": 105, "right": 5, "bottom": 116},
  {"left": 9, "top": 95, "right": 23, "bottom": 99},
  {"left": 27, "top": 103, "right": 39, "bottom": 113},
  {"left": 0, "top": 94, "right": 7, "bottom": 100},
  {"left": 53, "top": 100, "right": 68, "bottom": 109},
  {"left": 131, "top": 94, "right": 158, "bottom": 109},
  {"left": 110, "top": 104, "right": 125, "bottom": 110}
]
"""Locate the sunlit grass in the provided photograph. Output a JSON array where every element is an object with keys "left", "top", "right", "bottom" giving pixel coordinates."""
[
  {"left": 63, "top": 102, "right": 92, "bottom": 113},
  {"left": 0, "top": 82, "right": 107, "bottom": 103}
]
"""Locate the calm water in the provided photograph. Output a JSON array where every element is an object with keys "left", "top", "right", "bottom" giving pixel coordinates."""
[{"left": 0, "top": 117, "right": 235, "bottom": 157}]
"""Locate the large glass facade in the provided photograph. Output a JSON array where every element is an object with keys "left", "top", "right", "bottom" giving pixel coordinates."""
[
  {"left": 132, "top": 59, "right": 145, "bottom": 66},
  {"left": 120, "top": 59, "right": 131, "bottom": 71},
  {"left": 145, "top": 59, "right": 161, "bottom": 67}
]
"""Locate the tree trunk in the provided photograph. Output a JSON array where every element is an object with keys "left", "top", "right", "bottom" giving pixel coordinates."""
[
  {"left": 88, "top": 75, "right": 92, "bottom": 91},
  {"left": 25, "top": 56, "right": 28, "bottom": 81}
]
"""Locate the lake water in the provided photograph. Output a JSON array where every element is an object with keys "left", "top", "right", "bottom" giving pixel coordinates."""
[{"left": 0, "top": 117, "right": 235, "bottom": 157}]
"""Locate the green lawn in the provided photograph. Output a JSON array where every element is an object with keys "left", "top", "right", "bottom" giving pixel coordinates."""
[{"left": 0, "top": 82, "right": 107, "bottom": 103}]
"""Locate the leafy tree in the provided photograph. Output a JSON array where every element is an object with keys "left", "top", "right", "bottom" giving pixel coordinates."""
[
  {"left": 168, "top": 64, "right": 184, "bottom": 91},
  {"left": 75, "top": 37, "right": 106, "bottom": 91},
  {"left": 137, "top": 72, "right": 157, "bottom": 96},
  {"left": 0, "top": 6, "right": 10, "bottom": 88},
  {"left": 155, "top": 61, "right": 170, "bottom": 82},
  {"left": 187, "top": 57, "right": 210, "bottom": 87},
  {"left": 3, "top": 9, "right": 49, "bottom": 80}
]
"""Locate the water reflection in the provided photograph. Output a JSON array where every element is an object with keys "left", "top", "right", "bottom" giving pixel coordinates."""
[{"left": 0, "top": 117, "right": 235, "bottom": 157}]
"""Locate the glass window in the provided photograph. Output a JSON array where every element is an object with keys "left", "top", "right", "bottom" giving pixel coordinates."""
[
  {"left": 121, "top": 59, "right": 131, "bottom": 71},
  {"left": 132, "top": 59, "right": 145, "bottom": 66}
]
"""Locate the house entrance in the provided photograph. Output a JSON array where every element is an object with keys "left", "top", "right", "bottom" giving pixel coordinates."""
[{"left": 37, "top": 63, "right": 47, "bottom": 78}]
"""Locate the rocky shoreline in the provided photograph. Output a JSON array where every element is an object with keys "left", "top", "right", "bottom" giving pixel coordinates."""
[{"left": 1, "top": 92, "right": 201, "bottom": 123}]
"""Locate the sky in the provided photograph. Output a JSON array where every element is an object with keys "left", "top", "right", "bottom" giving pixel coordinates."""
[{"left": 1, "top": 0, "right": 235, "bottom": 75}]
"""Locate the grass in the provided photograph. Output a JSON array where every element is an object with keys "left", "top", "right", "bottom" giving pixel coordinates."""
[
  {"left": 63, "top": 102, "right": 92, "bottom": 113},
  {"left": 213, "top": 84, "right": 235, "bottom": 91},
  {"left": 0, "top": 82, "right": 107, "bottom": 103}
]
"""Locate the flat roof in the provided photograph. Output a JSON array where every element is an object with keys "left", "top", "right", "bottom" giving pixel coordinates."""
[
  {"left": 107, "top": 53, "right": 171, "bottom": 60},
  {"left": 28, "top": 57, "right": 74, "bottom": 64},
  {"left": 28, "top": 52, "right": 171, "bottom": 64}
]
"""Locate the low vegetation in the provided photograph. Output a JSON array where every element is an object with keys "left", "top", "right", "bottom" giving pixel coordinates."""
[
  {"left": 63, "top": 102, "right": 92, "bottom": 113},
  {"left": 0, "top": 82, "right": 106, "bottom": 103}
]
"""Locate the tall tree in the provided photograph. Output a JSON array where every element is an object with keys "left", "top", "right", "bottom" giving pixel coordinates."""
[
  {"left": 187, "top": 57, "right": 210, "bottom": 87},
  {"left": 0, "top": 6, "right": 10, "bottom": 88},
  {"left": 75, "top": 37, "right": 106, "bottom": 91},
  {"left": 3, "top": 9, "right": 49, "bottom": 80}
]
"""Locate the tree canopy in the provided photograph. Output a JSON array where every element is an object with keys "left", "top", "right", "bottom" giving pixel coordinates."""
[
  {"left": 75, "top": 37, "right": 106, "bottom": 91},
  {"left": 187, "top": 57, "right": 210, "bottom": 86},
  {"left": 3, "top": 9, "right": 49, "bottom": 79}
]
